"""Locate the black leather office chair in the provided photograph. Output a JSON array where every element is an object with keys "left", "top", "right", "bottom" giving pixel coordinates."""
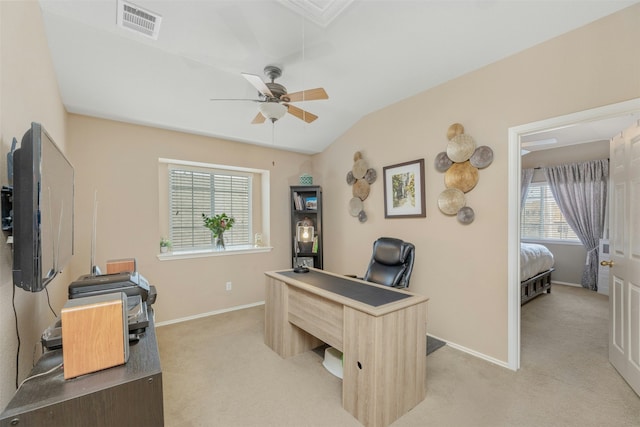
[{"left": 363, "top": 237, "right": 415, "bottom": 288}]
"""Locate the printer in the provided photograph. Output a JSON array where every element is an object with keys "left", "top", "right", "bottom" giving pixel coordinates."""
[
  {"left": 68, "top": 271, "right": 157, "bottom": 306},
  {"left": 41, "top": 271, "right": 157, "bottom": 351}
]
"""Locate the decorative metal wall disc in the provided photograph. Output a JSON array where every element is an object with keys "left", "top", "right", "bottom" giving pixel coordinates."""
[
  {"left": 447, "top": 134, "right": 476, "bottom": 163},
  {"left": 352, "top": 159, "right": 368, "bottom": 179},
  {"left": 444, "top": 161, "right": 479, "bottom": 193},
  {"left": 447, "top": 123, "right": 465, "bottom": 140},
  {"left": 434, "top": 151, "right": 453, "bottom": 172},
  {"left": 437, "top": 188, "right": 466, "bottom": 215},
  {"left": 353, "top": 179, "right": 370, "bottom": 201},
  {"left": 364, "top": 168, "right": 377, "bottom": 184},
  {"left": 348, "top": 197, "right": 363, "bottom": 216},
  {"left": 469, "top": 145, "right": 494, "bottom": 169},
  {"left": 457, "top": 206, "right": 475, "bottom": 224}
]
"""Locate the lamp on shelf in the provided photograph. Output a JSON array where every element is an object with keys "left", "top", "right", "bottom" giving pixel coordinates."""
[{"left": 293, "top": 222, "right": 315, "bottom": 273}]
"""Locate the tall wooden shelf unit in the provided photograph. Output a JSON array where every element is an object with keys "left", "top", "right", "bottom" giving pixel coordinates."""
[{"left": 290, "top": 186, "right": 323, "bottom": 269}]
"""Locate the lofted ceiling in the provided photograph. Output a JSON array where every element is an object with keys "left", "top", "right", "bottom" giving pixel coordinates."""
[{"left": 38, "top": 0, "right": 638, "bottom": 154}]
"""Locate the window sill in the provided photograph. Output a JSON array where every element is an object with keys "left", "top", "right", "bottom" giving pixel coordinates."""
[{"left": 157, "top": 245, "right": 273, "bottom": 261}]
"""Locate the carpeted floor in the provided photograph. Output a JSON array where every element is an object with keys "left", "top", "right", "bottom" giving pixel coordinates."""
[{"left": 157, "top": 284, "right": 640, "bottom": 426}]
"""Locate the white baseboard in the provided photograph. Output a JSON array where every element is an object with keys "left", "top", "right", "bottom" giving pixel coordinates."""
[
  {"left": 551, "top": 280, "right": 581, "bottom": 288},
  {"left": 159, "top": 304, "right": 511, "bottom": 370},
  {"left": 428, "top": 333, "right": 511, "bottom": 370},
  {"left": 155, "top": 301, "right": 265, "bottom": 327}
]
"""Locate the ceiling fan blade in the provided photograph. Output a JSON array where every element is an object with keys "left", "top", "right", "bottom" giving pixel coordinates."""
[
  {"left": 210, "top": 98, "right": 261, "bottom": 102},
  {"left": 286, "top": 104, "right": 318, "bottom": 123},
  {"left": 251, "top": 112, "right": 266, "bottom": 124},
  {"left": 285, "top": 88, "right": 328, "bottom": 103},
  {"left": 241, "top": 72, "right": 273, "bottom": 98}
]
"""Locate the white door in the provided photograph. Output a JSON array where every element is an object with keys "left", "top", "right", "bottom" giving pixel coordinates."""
[{"left": 608, "top": 121, "right": 640, "bottom": 396}]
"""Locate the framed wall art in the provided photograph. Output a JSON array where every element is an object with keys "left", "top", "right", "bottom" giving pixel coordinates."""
[{"left": 383, "top": 158, "right": 426, "bottom": 218}]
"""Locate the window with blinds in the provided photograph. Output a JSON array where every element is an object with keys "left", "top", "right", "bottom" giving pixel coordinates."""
[
  {"left": 169, "top": 167, "right": 251, "bottom": 250},
  {"left": 521, "top": 182, "right": 579, "bottom": 241}
]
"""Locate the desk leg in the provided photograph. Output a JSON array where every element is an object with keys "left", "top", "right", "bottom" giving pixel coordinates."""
[
  {"left": 343, "top": 302, "right": 427, "bottom": 427},
  {"left": 264, "top": 277, "right": 323, "bottom": 358}
]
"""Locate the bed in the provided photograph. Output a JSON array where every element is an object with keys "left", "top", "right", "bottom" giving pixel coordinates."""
[{"left": 520, "top": 243, "right": 555, "bottom": 304}]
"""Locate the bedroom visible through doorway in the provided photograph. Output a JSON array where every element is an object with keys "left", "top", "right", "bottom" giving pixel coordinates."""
[{"left": 507, "top": 98, "right": 640, "bottom": 371}]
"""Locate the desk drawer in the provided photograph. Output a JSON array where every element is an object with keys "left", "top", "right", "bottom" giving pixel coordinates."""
[{"left": 288, "top": 287, "right": 343, "bottom": 351}]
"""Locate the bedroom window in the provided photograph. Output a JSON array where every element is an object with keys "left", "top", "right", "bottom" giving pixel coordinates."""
[
  {"left": 158, "top": 158, "right": 270, "bottom": 256},
  {"left": 521, "top": 182, "right": 579, "bottom": 242}
]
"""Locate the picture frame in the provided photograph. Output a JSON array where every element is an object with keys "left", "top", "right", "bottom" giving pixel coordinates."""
[
  {"left": 383, "top": 158, "right": 426, "bottom": 218},
  {"left": 293, "top": 256, "right": 314, "bottom": 269}
]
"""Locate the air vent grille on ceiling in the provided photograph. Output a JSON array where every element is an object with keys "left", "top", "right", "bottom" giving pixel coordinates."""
[{"left": 117, "top": 0, "right": 162, "bottom": 40}]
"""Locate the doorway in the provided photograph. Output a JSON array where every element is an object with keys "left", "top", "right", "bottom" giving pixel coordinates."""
[{"left": 507, "top": 98, "right": 640, "bottom": 370}]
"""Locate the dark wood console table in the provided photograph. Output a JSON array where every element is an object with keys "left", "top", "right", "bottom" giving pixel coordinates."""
[{"left": 0, "top": 310, "right": 163, "bottom": 426}]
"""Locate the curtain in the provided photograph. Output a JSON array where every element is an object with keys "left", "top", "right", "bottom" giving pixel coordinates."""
[
  {"left": 543, "top": 159, "right": 609, "bottom": 291},
  {"left": 521, "top": 168, "right": 535, "bottom": 211}
]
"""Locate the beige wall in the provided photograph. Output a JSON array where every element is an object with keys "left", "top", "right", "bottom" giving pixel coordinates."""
[
  {"left": 0, "top": 0, "right": 69, "bottom": 409},
  {"left": 66, "top": 115, "right": 312, "bottom": 322},
  {"left": 314, "top": 4, "right": 640, "bottom": 362}
]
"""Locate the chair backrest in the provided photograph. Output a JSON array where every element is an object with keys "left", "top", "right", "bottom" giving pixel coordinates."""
[{"left": 363, "top": 237, "right": 415, "bottom": 288}]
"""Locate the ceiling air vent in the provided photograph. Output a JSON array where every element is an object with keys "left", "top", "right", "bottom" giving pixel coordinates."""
[{"left": 117, "top": 0, "right": 162, "bottom": 40}]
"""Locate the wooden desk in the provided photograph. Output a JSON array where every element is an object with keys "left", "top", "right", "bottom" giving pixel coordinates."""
[
  {"left": 264, "top": 269, "right": 429, "bottom": 427},
  {"left": 0, "top": 310, "right": 163, "bottom": 426}
]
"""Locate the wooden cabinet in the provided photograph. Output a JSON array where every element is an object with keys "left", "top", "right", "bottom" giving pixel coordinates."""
[{"left": 290, "top": 186, "right": 323, "bottom": 269}]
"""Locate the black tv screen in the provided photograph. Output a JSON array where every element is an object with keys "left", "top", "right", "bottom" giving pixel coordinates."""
[{"left": 12, "top": 122, "right": 74, "bottom": 292}]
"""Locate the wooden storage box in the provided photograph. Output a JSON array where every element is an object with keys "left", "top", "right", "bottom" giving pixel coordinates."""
[{"left": 61, "top": 292, "right": 129, "bottom": 379}]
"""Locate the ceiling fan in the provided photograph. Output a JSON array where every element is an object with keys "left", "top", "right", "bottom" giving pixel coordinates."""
[{"left": 211, "top": 65, "right": 328, "bottom": 124}]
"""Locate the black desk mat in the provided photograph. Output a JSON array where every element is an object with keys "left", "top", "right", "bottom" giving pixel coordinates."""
[{"left": 278, "top": 270, "right": 411, "bottom": 307}]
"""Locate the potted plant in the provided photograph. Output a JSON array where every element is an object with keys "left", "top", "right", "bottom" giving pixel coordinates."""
[
  {"left": 160, "top": 237, "right": 171, "bottom": 253},
  {"left": 202, "top": 213, "right": 235, "bottom": 250}
]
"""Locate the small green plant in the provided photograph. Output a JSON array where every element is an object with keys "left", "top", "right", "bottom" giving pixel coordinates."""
[{"left": 160, "top": 237, "right": 171, "bottom": 248}]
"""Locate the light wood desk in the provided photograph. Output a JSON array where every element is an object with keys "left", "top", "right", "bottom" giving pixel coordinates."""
[{"left": 264, "top": 269, "right": 429, "bottom": 427}]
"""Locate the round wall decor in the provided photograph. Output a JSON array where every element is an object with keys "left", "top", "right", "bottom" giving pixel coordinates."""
[
  {"left": 437, "top": 188, "right": 466, "bottom": 215},
  {"left": 447, "top": 134, "right": 476, "bottom": 163},
  {"left": 444, "top": 161, "right": 479, "bottom": 193},
  {"left": 469, "top": 145, "right": 494, "bottom": 169},
  {"left": 447, "top": 123, "right": 465, "bottom": 140},
  {"left": 457, "top": 206, "right": 475, "bottom": 224},
  {"left": 434, "top": 151, "right": 453, "bottom": 172}
]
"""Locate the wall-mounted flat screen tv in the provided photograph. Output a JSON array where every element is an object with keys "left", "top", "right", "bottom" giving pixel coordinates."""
[{"left": 12, "top": 122, "right": 74, "bottom": 292}]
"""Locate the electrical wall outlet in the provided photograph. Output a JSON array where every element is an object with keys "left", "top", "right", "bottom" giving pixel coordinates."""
[{"left": 225, "top": 281, "right": 232, "bottom": 291}]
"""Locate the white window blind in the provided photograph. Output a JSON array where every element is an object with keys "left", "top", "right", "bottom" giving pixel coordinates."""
[
  {"left": 169, "top": 168, "right": 250, "bottom": 250},
  {"left": 521, "top": 182, "right": 579, "bottom": 241}
]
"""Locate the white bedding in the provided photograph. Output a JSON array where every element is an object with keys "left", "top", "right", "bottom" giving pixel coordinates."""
[{"left": 520, "top": 243, "right": 555, "bottom": 282}]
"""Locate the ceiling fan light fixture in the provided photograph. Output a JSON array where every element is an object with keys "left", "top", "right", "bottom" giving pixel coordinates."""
[{"left": 259, "top": 102, "right": 287, "bottom": 122}]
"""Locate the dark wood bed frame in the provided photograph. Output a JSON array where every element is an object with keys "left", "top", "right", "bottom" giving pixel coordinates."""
[{"left": 521, "top": 268, "right": 554, "bottom": 305}]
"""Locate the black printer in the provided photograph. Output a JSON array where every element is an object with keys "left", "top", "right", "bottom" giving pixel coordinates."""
[
  {"left": 68, "top": 271, "right": 157, "bottom": 306},
  {"left": 42, "top": 271, "right": 157, "bottom": 351}
]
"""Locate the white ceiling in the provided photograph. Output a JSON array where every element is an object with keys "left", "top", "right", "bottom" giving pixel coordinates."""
[
  {"left": 521, "top": 111, "right": 640, "bottom": 153},
  {"left": 38, "top": 0, "right": 638, "bottom": 154}
]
